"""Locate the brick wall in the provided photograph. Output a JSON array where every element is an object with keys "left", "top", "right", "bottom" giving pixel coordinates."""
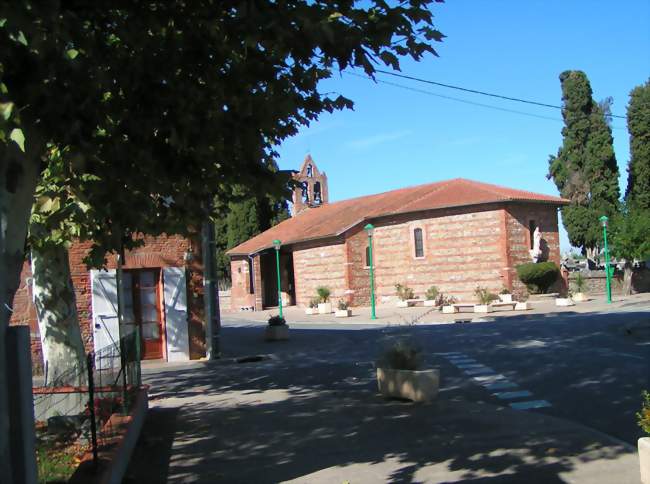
[
  {"left": 292, "top": 239, "right": 347, "bottom": 307},
  {"left": 8, "top": 261, "right": 43, "bottom": 372},
  {"left": 9, "top": 234, "right": 205, "bottom": 363},
  {"left": 230, "top": 256, "right": 256, "bottom": 310}
]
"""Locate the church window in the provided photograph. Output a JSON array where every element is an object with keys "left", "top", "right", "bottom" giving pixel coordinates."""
[{"left": 414, "top": 228, "right": 424, "bottom": 258}]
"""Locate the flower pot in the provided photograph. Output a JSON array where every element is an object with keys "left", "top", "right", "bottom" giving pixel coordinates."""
[
  {"left": 423, "top": 300, "right": 437, "bottom": 307},
  {"left": 474, "top": 304, "right": 494, "bottom": 313},
  {"left": 499, "top": 294, "right": 513, "bottom": 303},
  {"left": 305, "top": 307, "right": 317, "bottom": 315},
  {"left": 514, "top": 302, "right": 530, "bottom": 311},
  {"left": 572, "top": 292, "right": 588, "bottom": 302},
  {"left": 442, "top": 305, "right": 457, "bottom": 314},
  {"left": 318, "top": 302, "right": 332, "bottom": 314},
  {"left": 335, "top": 309, "right": 352, "bottom": 318},
  {"left": 640, "top": 437, "right": 650, "bottom": 484},
  {"left": 555, "top": 297, "right": 575, "bottom": 307},
  {"left": 265, "top": 325, "right": 289, "bottom": 341},
  {"left": 396, "top": 300, "right": 409, "bottom": 308},
  {"left": 376, "top": 367, "right": 440, "bottom": 402}
]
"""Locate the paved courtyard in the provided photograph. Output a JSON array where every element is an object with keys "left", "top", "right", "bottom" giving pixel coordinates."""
[{"left": 125, "top": 295, "right": 650, "bottom": 483}]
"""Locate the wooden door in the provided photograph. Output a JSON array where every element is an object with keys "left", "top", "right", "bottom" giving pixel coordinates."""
[{"left": 123, "top": 269, "right": 164, "bottom": 360}]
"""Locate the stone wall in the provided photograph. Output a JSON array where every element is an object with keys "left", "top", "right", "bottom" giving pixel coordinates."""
[
  {"left": 568, "top": 268, "right": 650, "bottom": 295},
  {"left": 292, "top": 239, "right": 347, "bottom": 307}
]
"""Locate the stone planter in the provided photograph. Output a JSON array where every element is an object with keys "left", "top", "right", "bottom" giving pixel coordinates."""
[
  {"left": 474, "top": 304, "right": 494, "bottom": 313},
  {"left": 305, "top": 307, "right": 317, "bottom": 315},
  {"left": 514, "top": 302, "right": 530, "bottom": 311},
  {"left": 423, "top": 300, "right": 437, "bottom": 307},
  {"left": 335, "top": 309, "right": 352, "bottom": 318},
  {"left": 265, "top": 325, "right": 289, "bottom": 341},
  {"left": 555, "top": 297, "right": 575, "bottom": 307},
  {"left": 442, "top": 305, "right": 457, "bottom": 314},
  {"left": 572, "top": 292, "right": 589, "bottom": 302},
  {"left": 318, "top": 302, "right": 332, "bottom": 314},
  {"left": 396, "top": 300, "right": 409, "bottom": 308},
  {"left": 640, "top": 437, "right": 650, "bottom": 484},
  {"left": 498, "top": 294, "right": 513, "bottom": 303},
  {"left": 376, "top": 368, "right": 440, "bottom": 403}
]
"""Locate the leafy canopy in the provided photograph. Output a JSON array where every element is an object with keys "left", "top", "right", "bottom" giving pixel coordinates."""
[{"left": 625, "top": 79, "right": 650, "bottom": 210}]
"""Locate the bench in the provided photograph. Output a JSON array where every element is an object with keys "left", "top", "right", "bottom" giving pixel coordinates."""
[
  {"left": 491, "top": 301, "right": 517, "bottom": 311},
  {"left": 397, "top": 298, "right": 426, "bottom": 307},
  {"left": 442, "top": 303, "right": 475, "bottom": 314}
]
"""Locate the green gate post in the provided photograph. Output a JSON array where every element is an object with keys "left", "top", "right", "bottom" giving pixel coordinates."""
[
  {"left": 364, "top": 224, "right": 377, "bottom": 320},
  {"left": 599, "top": 215, "right": 612, "bottom": 304},
  {"left": 273, "top": 240, "right": 283, "bottom": 318}
]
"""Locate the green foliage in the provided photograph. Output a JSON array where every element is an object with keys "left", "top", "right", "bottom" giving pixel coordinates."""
[
  {"left": 267, "top": 315, "right": 286, "bottom": 327},
  {"left": 626, "top": 79, "right": 650, "bottom": 210},
  {"left": 309, "top": 298, "right": 320, "bottom": 309},
  {"left": 425, "top": 285, "right": 439, "bottom": 301},
  {"left": 516, "top": 262, "right": 560, "bottom": 294},
  {"left": 316, "top": 286, "right": 331, "bottom": 303},
  {"left": 500, "top": 286, "right": 511, "bottom": 295},
  {"left": 395, "top": 283, "right": 414, "bottom": 301},
  {"left": 379, "top": 340, "right": 421, "bottom": 371},
  {"left": 548, "top": 71, "right": 620, "bottom": 253},
  {"left": 337, "top": 299, "right": 349, "bottom": 310},
  {"left": 638, "top": 390, "right": 650, "bottom": 436},
  {"left": 437, "top": 294, "right": 457, "bottom": 306},
  {"left": 474, "top": 286, "right": 498, "bottom": 305},
  {"left": 610, "top": 206, "right": 650, "bottom": 262},
  {"left": 572, "top": 273, "right": 588, "bottom": 293}
]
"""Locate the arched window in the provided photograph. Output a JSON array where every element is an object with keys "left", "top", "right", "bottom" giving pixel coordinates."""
[
  {"left": 306, "top": 164, "right": 313, "bottom": 177},
  {"left": 414, "top": 228, "right": 424, "bottom": 258},
  {"left": 314, "top": 181, "right": 322, "bottom": 204},
  {"left": 365, "top": 245, "right": 371, "bottom": 267}
]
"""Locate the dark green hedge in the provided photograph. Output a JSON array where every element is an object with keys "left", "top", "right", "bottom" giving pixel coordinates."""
[{"left": 516, "top": 262, "right": 560, "bottom": 294}]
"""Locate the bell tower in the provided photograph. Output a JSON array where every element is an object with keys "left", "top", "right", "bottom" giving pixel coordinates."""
[{"left": 292, "top": 155, "right": 329, "bottom": 216}]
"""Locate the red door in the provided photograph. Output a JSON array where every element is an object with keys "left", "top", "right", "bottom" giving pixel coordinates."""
[{"left": 122, "top": 269, "right": 164, "bottom": 360}]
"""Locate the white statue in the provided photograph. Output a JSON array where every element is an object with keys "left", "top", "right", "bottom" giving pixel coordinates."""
[{"left": 530, "top": 226, "right": 542, "bottom": 263}]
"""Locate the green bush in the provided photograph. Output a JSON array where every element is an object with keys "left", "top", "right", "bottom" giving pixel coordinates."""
[
  {"left": 337, "top": 299, "right": 348, "bottom": 310},
  {"left": 316, "top": 286, "right": 331, "bottom": 303},
  {"left": 638, "top": 390, "right": 650, "bottom": 436},
  {"left": 378, "top": 340, "right": 421, "bottom": 371},
  {"left": 425, "top": 285, "right": 439, "bottom": 301},
  {"left": 516, "top": 262, "right": 560, "bottom": 294},
  {"left": 572, "top": 272, "right": 587, "bottom": 293},
  {"left": 395, "top": 283, "right": 414, "bottom": 301},
  {"left": 268, "top": 315, "right": 286, "bottom": 326},
  {"left": 474, "top": 286, "right": 499, "bottom": 305}
]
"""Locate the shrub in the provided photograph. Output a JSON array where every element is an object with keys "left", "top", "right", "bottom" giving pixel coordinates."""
[
  {"left": 395, "top": 283, "right": 414, "bottom": 301},
  {"left": 268, "top": 315, "right": 286, "bottom": 326},
  {"left": 515, "top": 262, "right": 560, "bottom": 294},
  {"left": 378, "top": 340, "right": 421, "bottom": 371},
  {"left": 425, "top": 285, "right": 439, "bottom": 301},
  {"left": 337, "top": 300, "right": 348, "bottom": 310},
  {"left": 500, "top": 286, "right": 511, "bottom": 295},
  {"left": 474, "top": 286, "right": 499, "bottom": 305},
  {"left": 437, "top": 294, "right": 457, "bottom": 306},
  {"left": 638, "top": 390, "right": 650, "bottom": 436},
  {"left": 316, "top": 286, "right": 331, "bottom": 303},
  {"left": 572, "top": 273, "right": 587, "bottom": 293},
  {"left": 309, "top": 298, "right": 319, "bottom": 309}
]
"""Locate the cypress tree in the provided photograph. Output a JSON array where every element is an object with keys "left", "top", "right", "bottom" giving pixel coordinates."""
[
  {"left": 625, "top": 79, "right": 650, "bottom": 209},
  {"left": 548, "top": 70, "right": 620, "bottom": 256}
]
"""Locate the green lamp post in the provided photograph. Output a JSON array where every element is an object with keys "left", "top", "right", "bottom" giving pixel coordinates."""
[
  {"left": 599, "top": 216, "right": 612, "bottom": 304},
  {"left": 364, "top": 223, "right": 377, "bottom": 320},
  {"left": 273, "top": 239, "right": 283, "bottom": 318}
]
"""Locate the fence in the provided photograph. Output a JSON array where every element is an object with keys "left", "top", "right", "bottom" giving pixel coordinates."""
[{"left": 33, "top": 332, "right": 142, "bottom": 467}]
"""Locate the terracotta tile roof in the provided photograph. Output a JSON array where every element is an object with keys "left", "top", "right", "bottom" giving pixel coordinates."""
[{"left": 227, "top": 178, "right": 568, "bottom": 256}]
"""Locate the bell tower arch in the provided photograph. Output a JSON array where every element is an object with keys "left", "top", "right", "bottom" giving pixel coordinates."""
[{"left": 292, "top": 155, "right": 329, "bottom": 216}]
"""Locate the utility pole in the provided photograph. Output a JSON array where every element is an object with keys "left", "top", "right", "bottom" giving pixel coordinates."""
[{"left": 202, "top": 205, "right": 221, "bottom": 359}]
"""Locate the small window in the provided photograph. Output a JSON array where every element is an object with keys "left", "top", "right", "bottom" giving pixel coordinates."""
[
  {"left": 414, "top": 228, "right": 424, "bottom": 258},
  {"left": 365, "top": 245, "right": 371, "bottom": 267},
  {"left": 313, "top": 181, "right": 322, "bottom": 204},
  {"left": 247, "top": 259, "right": 254, "bottom": 294},
  {"left": 529, "top": 220, "right": 537, "bottom": 250}
]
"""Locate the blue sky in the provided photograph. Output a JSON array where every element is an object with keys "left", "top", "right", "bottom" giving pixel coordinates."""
[{"left": 275, "top": 1, "right": 650, "bottom": 252}]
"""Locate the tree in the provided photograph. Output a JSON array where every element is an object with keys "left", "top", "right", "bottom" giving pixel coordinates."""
[
  {"left": 610, "top": 206, "right": 650, "bottom": 294},
  {"left": 625, "top": 79, "right": 650, "bottom": 210},
  {"left": 1, "top": 3, "right": 444, "bottom": 478},
  {"left": 548, "top": 70, "right": 620, "bottom": 259}
]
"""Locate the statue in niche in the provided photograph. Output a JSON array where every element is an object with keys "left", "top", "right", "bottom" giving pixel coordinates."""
[
  {"left": 530, "top": 226, "right": 542, "bottom": 262},
  {"left": 301, "top": 181, "right": 309, "bottom": 203},
  {"left": 313, "top": 181, "right": 322, "bottom": 204},
  {"left": 306, "top": 164, "right": 313, "bottom": 177}
]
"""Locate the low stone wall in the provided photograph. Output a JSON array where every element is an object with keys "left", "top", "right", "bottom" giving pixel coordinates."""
[
  {"left": 568, "top": 268, "right": 650, "bottom": 295},
  {"left": 218, "top": 290, "right": 231, "bottom": 312}
]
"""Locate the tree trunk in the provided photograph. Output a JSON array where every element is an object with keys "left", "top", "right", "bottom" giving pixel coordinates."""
[
  {"left": 0, "top": 142, "right": 42, "bottom": 483},
  {"left": 623, "top": 261, "right": 634, "bottom": 296},
  {"left": 31, "top": 246, "right": 86, "bottom": 386}
]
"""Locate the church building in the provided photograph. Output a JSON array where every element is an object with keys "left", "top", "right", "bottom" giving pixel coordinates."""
[{"left": 227, "top": 156, "right": 568, "bottom": 311}]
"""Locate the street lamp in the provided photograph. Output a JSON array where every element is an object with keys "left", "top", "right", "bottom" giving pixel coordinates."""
[
  {"left": 272, "top": 239, "right": 283, "bottom": 318},
  {"left": 364, "top": 223, "right": 377, "bottom": 320},
  {"left": 599, "top": 216, "right": 612, "bottom": 304}
]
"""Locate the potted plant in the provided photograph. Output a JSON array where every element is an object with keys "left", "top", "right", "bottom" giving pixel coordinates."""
[
  {"left": 264, "top": 315, "right": 289, "bottom": 341},
  {"left": 305, "top": 298, "right": 319, "bottom": 315},
  {"left": 395, "top": 283, "right": 414, "bottom": 308},
  {"left": 514, "top": 293, "right": 530, "bottom": 311},
  {"left": 376, "top": 340, "right": 439, "bottom": 402},
  {"left": 424, "top": 285, "right": 439, "bottom": 306},
  {"left": 638, "top": 390, "right": 650, "bottom": 484},
  {"left": 439, "top": 294, "right": 458, "bottom": 313},
  {"left": 498, "top": 287, "right": 513, "bottom": 303},
  {"left": 555, "top": 292, "right": 575, "bottom": 306},
  {"left": 316, "top": 286, "right": 332, "bottom": 314},
  {"left": 474, "top": 286, "right": 498, "bottom": 313},
  {"left": 335, "top": 300, "right": 352, "bottom": 318},
  {"left": 571, "top": 273, "right": 589, "bottom": 302}
]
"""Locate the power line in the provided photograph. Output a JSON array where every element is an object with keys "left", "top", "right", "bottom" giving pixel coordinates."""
[
  {"left": 374, "top": 69, "right": 627, "bottom": 120},
  {"left": 344, "top": 71, "right": 626, "bottom": 129}
]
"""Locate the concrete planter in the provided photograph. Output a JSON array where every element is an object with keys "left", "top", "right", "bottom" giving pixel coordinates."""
[
  {"left": 376, "top": 368, "right": 440, "bottom": 403},
  {"left": 305, "top": 308, "right": 317, "bottom": 315},
  {"left": 498, "top": 294, "right": 513, "bottom": 303},
  {"left": 474, "top": 304, "right": 494, "bottom": 313},
  {"left": 514, "top": 302, "right": 530, "bottom": 311},
  {"left": 335, "top": 309, "right": 352, "bottom": 318},
  {"left": 442, "top": 305, "right": 457, "bottom": 314},
  {"left": 318, "top": 302, "right": 332, "bottom": 314},
  {"left": 640, "top": 437, "right": 650, "bottom": 484},
  {"left": 396, "top": 300, "right": 409, "bottom": 308},
  {"left": 555, "top": 297, "right": 575, "bottom": 307},
  {"left": 423, "top": 300, "right": 438, "bottom": 307},
  {"left": 265, "top": 325, "right": 289, "bottom": 341},
  {"left": 572, "top": 292, "right": 589, "bottom": 302}
]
